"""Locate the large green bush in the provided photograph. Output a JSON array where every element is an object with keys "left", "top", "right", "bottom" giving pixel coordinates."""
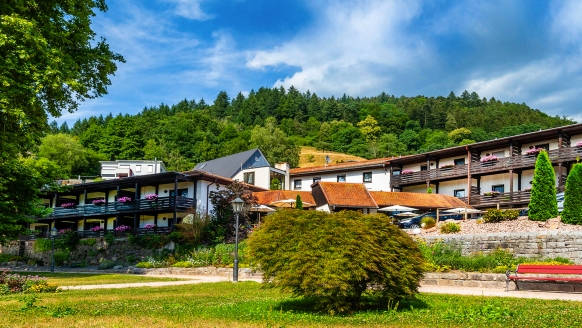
[
  {"left": 528, "top": 151, "right": 558, "bottom": 221},
  {"left": 483, "top": 209, "right": 519, "bottom": 223},
  {"left": 562, "top": 163, "right": 582, "bottom": 225},
  {"left": 247, "top": 210, "right": 424, "bottom": 314}
]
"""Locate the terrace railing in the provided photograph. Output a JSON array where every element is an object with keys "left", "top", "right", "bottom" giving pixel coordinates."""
[
  {"left": 20, "top": 227, "right": 175, "bottom": 240},
  {"left": 48, "top": 196, "right": 195, "bottom": 218},
  {"left": 458, "top": 190, "right": 532, "bottom": 208}
]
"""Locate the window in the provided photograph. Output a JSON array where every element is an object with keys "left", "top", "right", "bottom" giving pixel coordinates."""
[
  {"left": 147, "top": 165, "right": 153, "bottom": 173},
  {"left": 492, "top": 185, "right": 505, "bottom": 193},
  {"left": 492, "top": 151, "right": 505, "bottom": 158},
  {"left": 135, "top": 165, "right": 141, "bottom": 172},
  {"left": 116, "top": 173, "right": 128, "bottom": 178},
  {"left": 363, "top": 172, "right": 372, "bottom": 183},
  {"left": 392, "top": 170, "right": 401, "bottom": 176},
  {"left": 454, "top": 158, "right": 465, "bottom": 165},
  {"left": 420, "top": 165, "right": 428, "bottom": 171},
  {"left": 454, "top": 189, "right": 465, "bottom": 198},
  {"left": 313, "top": 177, "right": 321, "bottom": 184},
  {"left": 337, "top": 175, "right": 346, "bottom": 182},
  {"left": 535, "top": 143, "right": 549, "bottom": 151},
  {"left": 243, "top": 172, "right": 255, "bottom": 185},
  {"left": 294, "top": 179, "right": 302, "bottom": 190},
  {"left": 101, "top": 174, "right": 115, "bottom": 177}
]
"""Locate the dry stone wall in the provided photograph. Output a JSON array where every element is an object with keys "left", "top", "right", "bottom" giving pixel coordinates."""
[{"left": 419, "top": 231, "right": 582, "bottom": 263}]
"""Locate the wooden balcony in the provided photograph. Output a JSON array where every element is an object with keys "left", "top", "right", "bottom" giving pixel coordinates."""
[
  {"left": 458, "top": 190, "right": 531, "bottom": 208},
  {"left": 46, "top": 196, "right": 195, "bottom": 219},
  {"left": 391, "top": 146, "right": 582, "bottom": 188},
  {"left": 20, "top": 227, "right": 175, "bottom": 240}
]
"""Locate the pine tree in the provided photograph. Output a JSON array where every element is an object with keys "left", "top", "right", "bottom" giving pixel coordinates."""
[
  {"left": 295, "top": 194, "right": 303, "bottom": 210},
  {"left": 561, "top": 163, "right": 582, "bottom": 224},
  {"left": 528, "top": 151, "right": 558, "bottom": 221}
]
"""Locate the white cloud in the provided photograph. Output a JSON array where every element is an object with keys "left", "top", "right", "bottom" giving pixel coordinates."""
[
  {"left": 246, "top": 0, "right": 429, "bottom": 95},
  {"left": 551, "top": 0, "right": 582, "bottom": 45},
  {"left": 165, "top": 0, "right": 213, "bottom": 20}
]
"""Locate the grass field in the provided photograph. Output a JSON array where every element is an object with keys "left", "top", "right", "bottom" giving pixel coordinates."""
[
  {"left": 1, "top": 280, "right": 581, "bottom": 327},
  {"left": 299, "top": 146, "right": 366, "bottom": 168},
  {"left": 11, "top": 272, "right": 186, "bottom": 287}
]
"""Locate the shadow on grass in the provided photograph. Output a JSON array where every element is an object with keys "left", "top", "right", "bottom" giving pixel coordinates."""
[{"left": 274, "top": 296, "right": 429, "bottom": 316}]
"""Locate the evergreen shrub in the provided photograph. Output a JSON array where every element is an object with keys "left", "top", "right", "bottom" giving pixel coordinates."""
[
  {"left": 528, "top": 151, "right": 558, "bottom": 221},
  {"left": 421, "top": 217, "right": 436, "bottom": 229},
  {"left": 440, "top": 222, "right": 461, "bottom": 234},
  {"left": 248, "top": 210, "right": 424, "bottom": 314},
  {"left": 483, "top": 209, "right": 519, "bottom": 223},
  {"left": 562, "top": 163, "right": 582, "bottom": 224}
]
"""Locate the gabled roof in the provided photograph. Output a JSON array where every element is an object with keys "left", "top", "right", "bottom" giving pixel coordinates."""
[
  {"left": 253, "top": 190, "right": 315, "bottom": 205},
  {"left": 315, "top": 182, "right": 378, "bottom": 208},
  {"left": 369, "top": 191, "right": 470, "bottom": 210},
  {"left": 193, "top": 148, "right": 270, "bottom": 178},
  {"left": 290, "top": 158, "right": 392, "bottom": 176}
]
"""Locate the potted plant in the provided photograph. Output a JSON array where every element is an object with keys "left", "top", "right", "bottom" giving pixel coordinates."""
[
  {"left": 91, "top": 226, "right": 104, "bottom": 232},
  {"left": 483, "top": 191, "right": 501, "bottom": 197},
  {"left": 480, "top": 155, "right": 499, "bottom": 163},
  {"left": 576, "top": 141, "right": 582, "bottom": 148},
  {"left": 525, "top": 148, "right": 544, "bottom": 156},
  {"left": 401, "top": 169, "right": 414, "bottom": 175},
  {"left": 92, "top": 199, "right": 106, "bottom": 206},
  {"left": 61, "top": 202, "right": 76, "bottom": 209},
  {"left": 143, "top": 224, "right": 156, "bottom": 230},
  {"left": 145, "top": 194, "right": 158, "bottom": 201},
  {"left": 440, "top": 163, "right": 455, "bottom": 169},
  {"left": 115, "top": 225, "right": 132, "bottom": 232},
  {"left": 117, "top": 196, "right": 132, "bottom": 203}
]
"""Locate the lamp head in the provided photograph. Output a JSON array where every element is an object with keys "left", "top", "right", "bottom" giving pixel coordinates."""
[
  {"left": 50, "top": 227, "right": 58, "bottom": 236},
  {"left": 231, "top": 197, "right": 244, "bottom": 213}
]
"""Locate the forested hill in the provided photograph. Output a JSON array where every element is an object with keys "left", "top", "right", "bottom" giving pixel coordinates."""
[{"left": 45, "top": 87, "right": 574, "bottom": 178}]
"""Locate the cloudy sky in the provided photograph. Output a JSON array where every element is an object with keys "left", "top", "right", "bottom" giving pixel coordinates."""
[{"left": 60, "top": 0, "right": 582, "bottom": 124}]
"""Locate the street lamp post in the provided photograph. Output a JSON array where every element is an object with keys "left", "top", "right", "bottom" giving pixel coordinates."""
[
  {"left": 231, "top": 197, "right": 244, "bottom": 282},
  {"left": 50, "top": 227, "right": 57, "bottom": 273}
]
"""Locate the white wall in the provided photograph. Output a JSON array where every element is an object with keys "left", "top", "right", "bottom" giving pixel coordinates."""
[
  {"left": 291, "top": 168, "right": 390, "bottom": 192},
  {"left": 438, "top": 179, "right": 471, "bottom": 197}
]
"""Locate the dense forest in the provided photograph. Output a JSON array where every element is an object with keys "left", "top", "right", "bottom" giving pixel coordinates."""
[{"left": 40, "top": 87, "right": 574, "bottom": 179}]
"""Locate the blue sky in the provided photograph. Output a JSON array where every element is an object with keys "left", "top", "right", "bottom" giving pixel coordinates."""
[{"left": 60, "top": 0, "right": 582, "bottom": 124}]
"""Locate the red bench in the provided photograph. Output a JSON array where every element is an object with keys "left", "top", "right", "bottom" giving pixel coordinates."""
[{"left": 506, "top": 264, "right": 582, "bottom": 291}]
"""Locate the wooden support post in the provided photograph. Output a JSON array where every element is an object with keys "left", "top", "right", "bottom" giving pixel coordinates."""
[
  {"left": 517, "top": 171, "right": 522, "bottom": 191},
  {"left": 509, "top": 169, "right": 514, "bottom": 193},
  {"left": 83, "top": 217, "right": 87, "bottom": 232},
  {"left": 467, "top": 147, "right": 471, "bottom": 205},
  {"left": 173, "top": 176, "right": 178, "bottom": 225},
  {"left": 83, "top": 189, "right": 87, "bottom": 206},
  {"left": 154, "top": 214, "right": 158, "bottom": 230}
]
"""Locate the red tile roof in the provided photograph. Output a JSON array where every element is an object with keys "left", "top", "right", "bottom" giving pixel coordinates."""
[
  {"left": 290, "top": 158, "right": 392, "bottom": 175},
  {"left": 369, "top": 191, "right": 471, "bottom": 210},
  {"left": 316, "top": 182, "right": 378, "bottom": 208},
  {"left": 253, "top": 190, "right": 315, "bottom": 206}
]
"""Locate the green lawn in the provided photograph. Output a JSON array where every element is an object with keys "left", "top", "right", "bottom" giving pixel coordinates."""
[
  {"left": 11, "top": 272, "right": 187, "bottom": 287},
  {"left": 1, "top": 281, "right": 581, "bottom": 327}
]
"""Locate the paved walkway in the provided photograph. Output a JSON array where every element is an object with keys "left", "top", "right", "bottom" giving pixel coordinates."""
[{"left": 62, "top": 275, "right": 262, "bottom": 290}]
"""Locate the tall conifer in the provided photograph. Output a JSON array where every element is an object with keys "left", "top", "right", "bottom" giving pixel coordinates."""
[
  {"left": 528, "top": 151, "right": 558, "bottom": 221},
  {"left": 562, "top": 163, "right": 582, "bottom": 224}
]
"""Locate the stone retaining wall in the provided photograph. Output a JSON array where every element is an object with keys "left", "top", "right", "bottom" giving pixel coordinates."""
[{"left": 419, "top": 231, "right": 582, "bottom": 263}]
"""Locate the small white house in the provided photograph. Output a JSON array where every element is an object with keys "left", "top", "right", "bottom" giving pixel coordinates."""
[{"left": 100, "top": 160, "right": 167, "bottom": 180}]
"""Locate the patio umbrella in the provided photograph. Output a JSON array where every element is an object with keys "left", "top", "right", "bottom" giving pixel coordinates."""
[
  {"left": 269, "top": 199, "right": 314, "bottom": 208},
  {"left": 378, "top": 205, "right": 419, "bottom": 212},
  {"left": 250, "top": 205, "right": 276, "bottom": 226},
  {"left": 393, "top": 212, "right": 418, "bottom": 217},
  {"left": 443, "top": 208, "right": 481, "bottom": 214}
]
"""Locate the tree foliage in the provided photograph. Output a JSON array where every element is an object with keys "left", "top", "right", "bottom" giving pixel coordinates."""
[
  {"left": 561, "top": 163, "right": 582, "bottom": 225},
  {"left": 528, "top": 151, "right": 558, "bottom": 221},
  {"left": 247, "top": 210, "right": 424, "bottom": 314}
]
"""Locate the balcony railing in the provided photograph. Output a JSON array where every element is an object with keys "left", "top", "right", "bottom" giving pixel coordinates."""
[
  {"left": 20, "top": 227, "right": 175, "bottom": 240},
  {"left": 47, "top": 196, "right": 195, "bottom": 218},
  {"left": 458, "top": 190, "right": 532, "bottom": 208},
  {"left": 391, "top": 146, "right": 582, "bottom": 188}
]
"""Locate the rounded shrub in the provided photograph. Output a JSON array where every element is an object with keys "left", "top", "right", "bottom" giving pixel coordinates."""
[
  {"left": 247, "top": 210, "right": 424, "bottom": 314},
  {"left": 528, "top": 150, "right": 558, "bottom": 221},
  {"left": 562, "top": 163, "right": 582, "bottom": 225},
  {"left": 483, "top": 209, "right": 519, "bottom": 223},
  {"left": 440, "top": 222, "right": 461, "bottom": 234},
  {"left": 421, "top": 217, "right": 436, "bottom": 229}
]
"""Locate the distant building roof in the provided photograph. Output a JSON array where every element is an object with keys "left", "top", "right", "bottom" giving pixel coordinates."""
[
  {"left": 193, "top": 148, "right": 270, "bottom": 178},
  {"left": 314, "top": 182, "right": 378, "bottom": 208},
  {"left": 369, "top": 191, "right": 470, "bottom": 210},
  {"left": 290, "top": 157, "right": 395, "bottom": 176},
  {"left": 253, "top": 190, "right": 315, "bottom": 205}
]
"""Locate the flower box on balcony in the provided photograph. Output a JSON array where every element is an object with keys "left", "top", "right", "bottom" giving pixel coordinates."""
[
  {"left": 480, "top": 155, "right": 499, "bottom": 163},
  {"left": 440, "top": 164, "right": 455, "bottom": 169},
  {"left": 92, "top": 199, "right": 106, "bottom": 206},
  {"left": 401, "top": 170, "right": 414, "bottom": 175},
  {"left": 483, "top": 191, "right": 501, "bottom": 197},
  {"left": 143, "top": 224, "right": 156, "bottom": 230},
  {"left": 61, "top": 202, "right": 77, "bottom": 209},
  {"left": 525, "top": 148, "right": 544, "bottom": 156},
  {"left": 115, "top": 225, "right": 132, "bottom": 232},
  {"left": 117, "top": 196, "right": 132, "bottom": 203},
  {"left": 91, "top": 226, "right": 104, "bottom": 232},
  {"left": 145, "top": 194, "right": 158, "bottom": 201},
  {"left": 576, "top": 141, "right": 582, "bottom": 148}
]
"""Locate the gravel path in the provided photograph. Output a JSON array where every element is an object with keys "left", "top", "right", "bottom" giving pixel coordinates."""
[{"left": 420, "top": 216, "right": 582, "bottom": 236}]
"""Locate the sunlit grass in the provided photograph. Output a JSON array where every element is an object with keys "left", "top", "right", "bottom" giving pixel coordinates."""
[
  {"left": 1, "top": 282, "right": 581, "bottom": 327},
  {"left": 11, "top": 272, "right": 187, "bottom": 287}
]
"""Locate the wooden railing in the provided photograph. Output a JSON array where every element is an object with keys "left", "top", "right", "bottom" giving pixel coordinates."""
[
  {"left": 458, "top": 190, "right": 532, "bottom": 207},
  {"left": 48, "top": 196, "right": 195, "bottom": 218},
  {"left": 391, "top": 147, "right": 582, "bottom": 188},
  {"left": 20, "top": 227, "right": 174, "bottom": 240}
]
